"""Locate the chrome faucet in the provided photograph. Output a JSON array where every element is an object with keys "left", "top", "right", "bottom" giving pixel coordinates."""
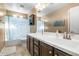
[
  {"left": 63, "top": 32, "right": 71, "bottom": 40},
  {"left": 66, "top": 33, "right": 71, "bottom": 40}
]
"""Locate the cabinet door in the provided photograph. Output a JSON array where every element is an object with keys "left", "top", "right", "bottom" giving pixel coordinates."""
[
  {"left": 40, "top": 42, "right": 54, "bottom": 56},
  {"left": 54, "top": 48, "right": 71, "bottom": 56},
  {"left": 29, "top": 36, "right": 34, "bottom": 56},
  {"left": 27, "top": 35, "right": 30, "bottom": 51},
  {"left": 27, "top": 36, "right": 34, "bottom": 56}
]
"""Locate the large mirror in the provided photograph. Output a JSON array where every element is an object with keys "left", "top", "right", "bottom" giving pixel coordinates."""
[{"left": 68, "top": 6, "right": 79, "bottom": 34}]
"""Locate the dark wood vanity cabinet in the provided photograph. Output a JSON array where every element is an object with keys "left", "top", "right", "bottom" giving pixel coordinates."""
[
  {"left": 27, "top": 35, "right": 34, "bottom": 56},
  {"left": 27, "top": 35, "right": 71, "bottom": 56},
  {"left": 40, "top": 42, "right": 54, "bottom": 56},
  {"left": 27, "top": 36, "right": 40, "bottom": 56}
]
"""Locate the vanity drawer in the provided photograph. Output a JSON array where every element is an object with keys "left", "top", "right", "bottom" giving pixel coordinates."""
[{"left": 34, "top": 39, "right": 40, "bottom": 46}]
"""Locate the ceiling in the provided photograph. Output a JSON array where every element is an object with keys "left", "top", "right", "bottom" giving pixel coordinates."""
[
  {"left": 4, "top": 3, "right": 36, "bottom": 14},
  {"left": 0, "top": 3, "right": 67, "bottom": 16},
  {"left": 0, "top": 3, "right": 43, "bottom": 15},
  {"left": 39, "top": 3, "right": 67, "bottom": 16}
]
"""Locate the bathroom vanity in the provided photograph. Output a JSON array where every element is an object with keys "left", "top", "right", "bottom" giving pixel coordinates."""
[{"left": 27, "top": 32, "right": 79, "bottom": 56}]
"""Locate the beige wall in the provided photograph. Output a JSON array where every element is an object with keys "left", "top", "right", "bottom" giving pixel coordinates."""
[
  {"left": 0, "top": 23, "right": 5, "bottom": 50},
  {"left": 45, "top": 3, "right": 79, "bottom": 33},
  {"left": 0, "top": 9, "right": 5, "bottom": 49},
  {"left": 0, "top": 9, "right": 5, "bottom": 50}
]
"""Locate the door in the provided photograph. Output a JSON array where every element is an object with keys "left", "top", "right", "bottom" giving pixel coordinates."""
[
  {"left": 29, "top": 36, "right": 34, "bottom": 56},
  {"left": 40, "top": 42, "right": 53, "bottom": 56}
]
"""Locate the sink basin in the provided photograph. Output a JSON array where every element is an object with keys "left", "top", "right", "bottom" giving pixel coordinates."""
[{"left": 70, "top": 34, "right": 79, "bottom": 41}]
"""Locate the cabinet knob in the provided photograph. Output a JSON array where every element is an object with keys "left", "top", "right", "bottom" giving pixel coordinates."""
[{"left": 49, "top": 51, "right": 52, "bottom": 54}]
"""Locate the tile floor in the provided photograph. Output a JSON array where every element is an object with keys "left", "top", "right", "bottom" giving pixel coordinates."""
[{"left": 0, "top": 40, "right": 31, "bottom": 56}]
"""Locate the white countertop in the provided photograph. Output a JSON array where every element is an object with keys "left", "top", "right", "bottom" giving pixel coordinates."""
[{"left": 28, "top": 32, "right": 79, "bottom": 56}]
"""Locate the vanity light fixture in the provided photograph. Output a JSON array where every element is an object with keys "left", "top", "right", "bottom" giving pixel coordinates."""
[{"left": 35, "top": 3, "right": 49, "bottom": 12}]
